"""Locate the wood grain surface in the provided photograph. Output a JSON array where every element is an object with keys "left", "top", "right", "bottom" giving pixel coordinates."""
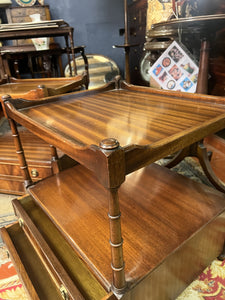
[
  {"left": 28, "top": 162, "right": 225, "bottom": 292},
  {"left": 9, "top": 88, "right": 225, "bottom": 148},
  {"left": 3, "top": 82, "right": 225, "bottom": 186},
  {"left": 0, "top": 75, "right": 87, "bottom": 100},
  {"left": 2, "top": 81, "right": 225, "bottom": 298}
]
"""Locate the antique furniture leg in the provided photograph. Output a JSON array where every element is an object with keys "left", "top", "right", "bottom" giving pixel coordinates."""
[
  {"left": 78, "top": 47, "right": 89, "bottom": 88},
  {"left": 49, "top": 144, "right": 60, "bottom": 174},
  {"left": 99, "top": 138, "right": 127, "bottom": 295},
  {"left": 2, "top": 101, "right": 34, "bottom": 189},
  {"left": 64, "top": 33, "right": 77, "bottom": 77},
  {"left": 196, "top": 38, "right": 210, "bottom": 94},
  {"left": 42, "top": 55, "right": 52, "bottom": 77},
  {"left": 196, "top": 141, "right": 225, "bottom": 193},
  {"left": 164, "top": 145, "right": 212, "bottom": 169},
  {"left": 0, "top": 54, "right": 11, "bottom": 79},
  {"left": 0, "top": 55, "right": 6, "bottom": 79},
  {"left": 64, "top": 35, "right": 73, "bottom": 76},
  {"left": 193, "top": 39, "right": 224, "bottom": 192},
  {"left": 165, "top": 39, "right": 217, "bottom": 182},
  {"left": 107, "top": 187, "right": 126, "bottom": 293},
  {"left": 27, "top": 55, "right": 35, "bottom": 78},
  {"left": 165, "top": 140, "right": 225, "bottom": 193},
  {"left": 49, "top": 144, "right": 77, "bottom": 175},
  {"left": 163, "top": 147, "right": 190, "bottom": 169},
  {"left": 57, "top": 55, "right": 64, "bottom": 77},
  {"left": 69, "top": 28, "right": 77, "bottom": 75},
  {"left": 8, "top": 118, "right": 33, "bottom": 188},
  {"left": 50, "top": 145, "right": 59, "bottom": 162}
]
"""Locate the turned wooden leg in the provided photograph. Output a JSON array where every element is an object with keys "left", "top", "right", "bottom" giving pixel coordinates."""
[
  {"left": 64, "top": 35, "right": 73, "bottom": 77},
  {"left": 107, "top": 187, "right": 126, "bottom": 294},
  {"left": 196, "top": 38, "right": 210, "bottom": 94},
  {"left": 80, "top": 48, "right": 89, "bottom": 88},
  {"left": 69, "top": 29, "right": 77, "bottom": 75},
  {"left": 49, "top": 144, "right": 60, "bottom": 174},
  {"left": 99, "top": 138, "right": 127, "bottom": 295},
  {"left": 8, "top": 118, "right": 33, "bottom": 188}
]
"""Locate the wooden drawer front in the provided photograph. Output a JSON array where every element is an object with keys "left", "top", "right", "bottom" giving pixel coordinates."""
[
  {"left": 11, "top": 196, "right": 112, "bottom": 300},
  {"left": 0, "top": 223, "right": 63, "bottom": 300},
  {"left": 0, "top": 175, "right": 25, "bottom": 195},
  {"left": 0, "top": 162, "right": 53, "bottom": 179},
  {"left": 28, "top": 164, "right": 53, "bottom": 179},
  {"left": 0, "top": 163, "right": 53, "bottom": 194}
]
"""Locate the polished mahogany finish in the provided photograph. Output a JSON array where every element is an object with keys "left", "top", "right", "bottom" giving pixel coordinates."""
[
  {"left": 1, "top": 162, "right": 225, "bottom": 299},
  {"left": 1, "top": 78, "right": 225, "bottom": 299},
  {"left": 0, "top": 74, "right": 87, "bottom": 194},
  {"left": 0, "top": 128, "right": 55, "bottom": 194},
  {"left": 27, "top": 162, "right": 225, "bottom": 291},
  {"left": 0, "top": 74, "right": 88, "bottom": 100},
  {"left": 2, "top": 79, "right": 225, "bottom": 186}
]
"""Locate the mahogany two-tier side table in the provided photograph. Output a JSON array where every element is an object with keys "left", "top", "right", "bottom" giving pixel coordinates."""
[{"left": 1, "top": 77, "right": 225, "bottom": 299}]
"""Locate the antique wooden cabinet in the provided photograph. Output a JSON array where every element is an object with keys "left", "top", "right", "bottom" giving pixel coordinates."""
[
  {"left": 127, "top": 0, "right": 147, "bottom": 85},
  {"left": 0, "top": 128, "right": 55, "bottom": 195},
  {"left": 1, "top": 78, "right": 225, "bottom": 299}
]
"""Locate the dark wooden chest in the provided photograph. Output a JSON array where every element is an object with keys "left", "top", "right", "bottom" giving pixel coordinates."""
[{"left": 0, "top": 128, "right": 54, "bottom": 195}]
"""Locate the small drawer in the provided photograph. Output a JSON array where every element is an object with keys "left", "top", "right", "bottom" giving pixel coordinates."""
[
  {"left": 28, "top": 164, "right": 53, "bottom": 179},
  {"left": 10, "top": 195, "right": 112, "bottom": 300},
  {"left": 0, "top": 175, "right": 25, "bottom": 195},
  {"left": 0, "top": 223, "right": 62, "bottom": 300}
]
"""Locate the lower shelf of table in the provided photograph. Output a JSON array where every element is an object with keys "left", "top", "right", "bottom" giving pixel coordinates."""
[
  {"left": 1, "top": 162, "right": 225, "bottom": 299},
  {"left": 27, "top": 163, "right": 225, "bottom": 296}
]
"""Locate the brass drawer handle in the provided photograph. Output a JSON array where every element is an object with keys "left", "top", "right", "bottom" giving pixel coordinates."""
[
  {"left": 60, "top": 285, "right": 69, "bottom": 300},
  {"left": 31, "top": 169, "right": 39, "bottom": 177},
  {"left": 18, "top": 218, "right": 24, "bottom": 228}
]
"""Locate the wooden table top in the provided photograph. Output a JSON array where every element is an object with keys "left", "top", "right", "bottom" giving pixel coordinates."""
[
  {"left": 0, "top": 76, "right": 87, "bottom": 100},
  {"left": 2, "top": 80, "right": 225, "bottom": 180},
  {"left": 0, "top": 77, "right": 82, "bottom": 95}
]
